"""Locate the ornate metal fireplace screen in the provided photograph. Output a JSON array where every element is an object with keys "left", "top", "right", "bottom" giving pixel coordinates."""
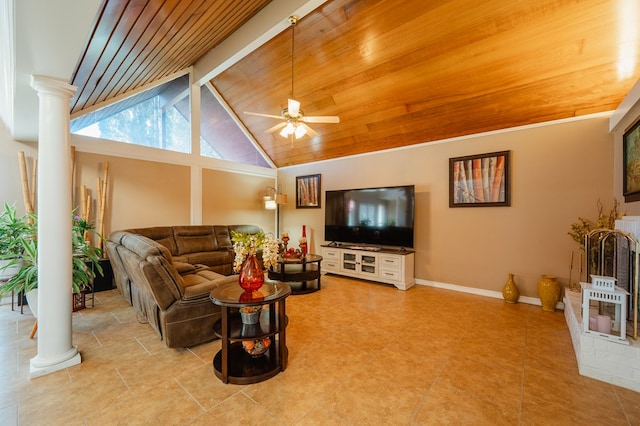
[{"left": 585, "top": 229, "right": 639, "bottom": 340}]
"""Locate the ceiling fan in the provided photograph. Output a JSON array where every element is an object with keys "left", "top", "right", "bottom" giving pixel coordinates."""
[{"left": 244, "top": 16, "right": 339, "bottom": 140}]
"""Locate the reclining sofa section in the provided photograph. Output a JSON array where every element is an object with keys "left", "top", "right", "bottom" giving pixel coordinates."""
[{"left": 105, "top": 225, "right": 262, "bottom": 348}]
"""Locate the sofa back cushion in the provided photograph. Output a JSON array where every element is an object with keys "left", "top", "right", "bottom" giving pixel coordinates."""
[
  {"left": 119, "top": 234, "right": 183, "bottom": 307},
  {"left": 128, "top": 226, "right": 179, "bottom": 256},
  {"left": 173, "top": 225, "right": 217, "bottom": 255},
  {"left": 213, "top": 226, "right": 233, "bottom": 249}
]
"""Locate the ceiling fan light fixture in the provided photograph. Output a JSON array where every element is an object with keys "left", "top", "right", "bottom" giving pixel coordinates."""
[
  {"left": 280, "top": 122, "right": 295, "bottom": 137},
  {"left": 294, "top": 124, "right": 306, "bottom": 139},
  {"left": 244, "top": 15, "right": 339, "bottom": 142}
]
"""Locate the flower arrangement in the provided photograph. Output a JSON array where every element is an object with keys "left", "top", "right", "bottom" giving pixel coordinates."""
[{"left": 231, "top": 230, "right": 280, "bottom": 272}]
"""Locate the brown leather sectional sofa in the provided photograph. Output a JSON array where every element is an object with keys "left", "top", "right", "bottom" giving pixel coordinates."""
[{"left": 105, "top": 225, "right": 262, "bottom": 348}]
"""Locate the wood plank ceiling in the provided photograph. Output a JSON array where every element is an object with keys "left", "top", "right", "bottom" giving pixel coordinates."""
[{"left": 71, "top": 0, "right": 640, "bottom": 168}]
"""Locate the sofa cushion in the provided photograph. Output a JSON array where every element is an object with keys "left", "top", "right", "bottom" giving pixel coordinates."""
[
  {"left": 213, "top": 225, "right": 233, "bottom": 249},
  {"left": 173, "top": 250, "right": 233, "bottom": 267},
  {"left": 174, "top": 225, "right": 217, "bottom": 255},
  {"left": 129, "top": 227, "right": 178, "bottom": 256}
]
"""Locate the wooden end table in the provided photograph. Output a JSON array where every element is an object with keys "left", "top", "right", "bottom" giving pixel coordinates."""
[
  {"left": 209, "top": 281, "right": 290, "bottom": 384},
  {"left": 268, "top": 254, "right": 323, "bottom": 295}
]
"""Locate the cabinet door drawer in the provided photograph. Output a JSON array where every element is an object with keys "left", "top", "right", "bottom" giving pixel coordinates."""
[
  {"left": 323, "top": 249, "right": 340, "bottom": 260},
  {"left": 323, "top": 260, "right": 339, "bottom": 272},
  {"left": 379, "top": 255, "right": 401, "bottom": 271},
  {"left": 380, "top": 270, "right": 400, "bottom": 281}
]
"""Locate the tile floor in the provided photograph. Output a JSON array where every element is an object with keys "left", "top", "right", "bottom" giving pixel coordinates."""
[{"left": 1, "top": 275, "right": 639, "bottom": 425}]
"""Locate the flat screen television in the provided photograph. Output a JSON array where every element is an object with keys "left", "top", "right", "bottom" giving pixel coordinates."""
[{"left": 325, "top": 185, "right": 415, "bottom": 248}]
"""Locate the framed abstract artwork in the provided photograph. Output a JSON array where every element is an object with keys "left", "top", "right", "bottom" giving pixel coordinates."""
[
  {"left": 623, "top": 119, "right": 640, "bottom": 203},
  {"left": 449, "top": 151, "right": 510, "bottom": 207},
  {"left": 296, "top": 174, "right": 321, "bottom": 208}
]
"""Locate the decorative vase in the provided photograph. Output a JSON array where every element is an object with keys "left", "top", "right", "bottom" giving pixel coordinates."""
[
  {"left": 26, "top": 288, "right": 38, "bottom": 318},
  {"left": 239, "top": 306, "right": 262, "bottom": 324},
  {"left": 537, "top": 274, "right": 561, "bottom": 312},
  {"left": 238, "top": 254, "right": 264, "bottom": 292},
  {"left": 502, "top": 273, "right": 520, "bottom": 303}
]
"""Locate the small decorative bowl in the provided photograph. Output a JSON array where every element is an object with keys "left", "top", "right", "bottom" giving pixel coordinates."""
[
  {"left": 282, "top": 251, "right": 303, "bottom": 259},
  {"left": 242, "top": 337, "right": 271, "bottom": 357}
]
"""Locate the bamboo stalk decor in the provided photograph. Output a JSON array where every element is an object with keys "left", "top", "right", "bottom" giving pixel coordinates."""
[
  {"left": 71, "top": 145, "right": 76, "bottom": 200},
  {"left": 97, "top": 162, "right": 109, "bottom": 250},
  {"left": 18, "top": 151, "right": 35, "bottom": 215}
]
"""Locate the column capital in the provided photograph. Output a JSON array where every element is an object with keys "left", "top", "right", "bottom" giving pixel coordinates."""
[{"left": 30, "top": 74, "right": 77, "bottom": 98}]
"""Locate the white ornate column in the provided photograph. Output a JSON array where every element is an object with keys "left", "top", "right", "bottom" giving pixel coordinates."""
[{"left": 29, "top": 75, "right": 80, "bottom": 378}]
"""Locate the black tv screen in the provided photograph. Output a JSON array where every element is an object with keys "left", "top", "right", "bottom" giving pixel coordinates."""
[{"left": 325, "top": 185, "right": 415, "bottom": 248}]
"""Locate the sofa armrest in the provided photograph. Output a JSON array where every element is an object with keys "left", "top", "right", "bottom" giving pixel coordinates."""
[{"left": 174, "top": 261, "right": 197, "bottom": 275}]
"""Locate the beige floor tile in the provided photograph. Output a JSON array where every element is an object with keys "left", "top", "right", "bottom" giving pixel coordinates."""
[
  {"left": 523, "top": 361, "right": 627, "bottom": 423},
  {"left": 0, "top": 281, "right": 636, "bottom": 425},
  {"left": 185, "top": 392, "right": 278, "bottom": 425},
  {"left": 615, "top": 385, "right": 640, "bottom": 425},
  {"left": 435, "top": 352, "right": 523, "bottom": 414},
  {"left": 87, "top": 378, "right": 204, "bottom": 425},
  {"left": 324, "top": 369, "right": 424, "bottom": 425},
  {"left": 175, "top": 363, "right": 244, "bottom": 410},
  {"left": 294, "top": 406, "right": 350, "bottom": 425},
  {"left": 414, "top": 381, "right": 519, "bottom": 425},
  {"left": 116, "top": 347, "right": 204, "bottom": 394},
  {"left": 243, "top": 363, "right": 340, "bottom": 424},
  {"left": 358, "top": 345, "right": 444, "bottom": 395},
  {"left": 520, "top": 395, "right": 628, "bottom": 426}
]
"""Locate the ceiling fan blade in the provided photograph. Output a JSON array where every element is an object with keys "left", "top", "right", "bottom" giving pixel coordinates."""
[
  {"left": 288, "top": 99, "right": 301, "bottom": 117},
  {"left": 300, "top": 122, "right": 317, "bottom": 138},
  {"left": 244, "top": 111, "right": 283, "bottom": 120},
  {"left": 303, "top": 115, "right": 340, "bottom": 123},
  {"left": 265, "top": 122, "right": 287, "bottom": 134}
]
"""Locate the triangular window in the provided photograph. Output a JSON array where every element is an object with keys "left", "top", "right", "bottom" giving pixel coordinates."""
[{"left": 71, "top": 75, "right": 271, "bottom": 168}]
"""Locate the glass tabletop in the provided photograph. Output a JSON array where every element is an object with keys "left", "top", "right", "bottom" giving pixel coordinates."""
[{"left": 210, "top": 280, "right": 291, "bottom": 307}]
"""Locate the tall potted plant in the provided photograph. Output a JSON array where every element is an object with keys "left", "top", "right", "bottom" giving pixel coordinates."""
[
  {"left": 0, "top": 203, "right": 32, "bottom": 280},
  {"left": 0, "top": 212, "right": 103, "bottom": 315}
]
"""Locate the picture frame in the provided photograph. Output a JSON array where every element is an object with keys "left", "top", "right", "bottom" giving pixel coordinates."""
[
  {"left": 449, "top": 150, "right": 510, "bottom": 207},
  {"left": 296, "top": 174, "right": 321, "bottom": 208},
  {"left": 623, "top": 118, "right": 640, "bottom": 203}
]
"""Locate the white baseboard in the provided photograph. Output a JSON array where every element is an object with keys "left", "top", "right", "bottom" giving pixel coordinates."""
[{"left": 415, "top": 278, "right": 564, "bottom": 310}]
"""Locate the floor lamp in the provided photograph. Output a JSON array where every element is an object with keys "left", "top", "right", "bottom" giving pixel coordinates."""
[{"left": 264, "top": 186, "right": 287, "bottom": 236}]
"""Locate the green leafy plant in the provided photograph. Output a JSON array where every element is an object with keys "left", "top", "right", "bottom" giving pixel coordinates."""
[
  {"left": 0, "top": 212, "right": 103, "bottom": 296},
  {"left": 0, "top": 203, "right": 33, "bottom": 259}
]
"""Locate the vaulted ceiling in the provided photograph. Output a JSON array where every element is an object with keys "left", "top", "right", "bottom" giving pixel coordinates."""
[{"left": 68, "top": 0, "right": 640, "bottom": 168}]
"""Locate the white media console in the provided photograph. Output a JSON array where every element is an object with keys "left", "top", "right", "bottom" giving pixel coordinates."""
[{"left": 320, "top": 245, "right": 415, "bottom": 290}]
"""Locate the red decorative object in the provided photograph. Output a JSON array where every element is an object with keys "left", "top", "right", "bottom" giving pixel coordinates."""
[
  {"left": 300, "top": 225, "right": 308, "bottom": 255},
  {"left": 238, "top": 254, "right": 264, "bottom": 292}
]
